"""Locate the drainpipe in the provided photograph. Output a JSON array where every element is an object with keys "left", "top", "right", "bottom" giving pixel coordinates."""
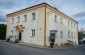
[{"left": 44, "top": 4, "right": 46, "bottom": 46}]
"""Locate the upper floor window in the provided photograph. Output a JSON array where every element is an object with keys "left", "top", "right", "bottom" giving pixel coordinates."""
[
  {"left": 55, "top": 15, "right": 57, "bottom": 23},
  {"left": 12, "top": 18, "right": 14, "bottom": 24},
  {"left": 24, "top": 15, "right": 27, "bottom": 22},
  {"left": 60, "top": 18, "right": 63, "bottom": 24},
  {"left": 74, "top": 24, "right": 75, "bottom": 29},
  {"left": 32, "top": 12, "right": 36, "bottom": 20},
  {"left": 17, "top": 16, "right": 20, "bottom": 23},
  {"left": 60, "top": 31, "right": 63, "bottom": 38},
  {"left": 68, "top": 21, "right": 69, "bottom": 27},
  {"left": 71, "top": 23, "right": 73, "bottom": 28},
  {"left": 31, "top": 29, "right": 35, "bottom": 37},
  {"left": 11, "top": 30, "right": 13, "bottom": 36}
]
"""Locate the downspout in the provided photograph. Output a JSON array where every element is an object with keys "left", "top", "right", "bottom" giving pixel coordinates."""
[{"left": 44, "top": 4, "right": 46, "bottom": 46}]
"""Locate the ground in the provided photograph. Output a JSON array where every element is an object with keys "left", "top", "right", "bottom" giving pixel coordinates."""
[{"left": 0, "top": 40, "right": 85, "bottom": 55}]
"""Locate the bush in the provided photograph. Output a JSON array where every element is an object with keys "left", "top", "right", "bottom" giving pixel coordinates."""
[
  {"left": 15, "top": 39, "right": 19, "bottom": 43},
  {"left": 6, "top": 38, "right": 10, "bottom": 42},
  {"left": 50, "top": 42, "right": 54, "bottom": 48},
  {"left": 61, "top": 43, "right": 63, "bottom": 46},
  {"left": 55, "top": 44, "right": 58, "bottom": 46}
]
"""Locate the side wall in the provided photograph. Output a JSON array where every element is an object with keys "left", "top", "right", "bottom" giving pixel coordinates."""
[{"left": 45, "top": 5, "right": 78, "bottom": 46}]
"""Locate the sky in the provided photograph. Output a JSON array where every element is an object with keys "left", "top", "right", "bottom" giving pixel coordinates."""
[{"left": 0, "top": 0, "right": 85, "bottom": 30}]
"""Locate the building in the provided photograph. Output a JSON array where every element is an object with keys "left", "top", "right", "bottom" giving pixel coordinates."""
[{"left": 6, "top": 3, "right": 78, "bottom": 46}]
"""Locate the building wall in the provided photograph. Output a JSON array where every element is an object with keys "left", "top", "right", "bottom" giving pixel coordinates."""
[
  {"left": 6, "top": 5, "right": 45, "bottom": 46},
  {"left": 6, "top": 3, "right": 78, "bottom": 46},
  {"left": 45, "top": 5, "right": 78, "bottom": 46}
]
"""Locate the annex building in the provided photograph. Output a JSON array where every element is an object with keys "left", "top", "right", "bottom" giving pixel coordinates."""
[{"left": 6, "top": 3, "right": 78, "bottom": 46}]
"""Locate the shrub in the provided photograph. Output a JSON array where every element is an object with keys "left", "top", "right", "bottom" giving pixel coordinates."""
[
  {"left": 15, "top": 39, "right": 19, "bottom": 43},
  {"left": 61, "top": 43, "right": 63, "bottom": 46},
  {"left": 55, "top": 44, "right": 58, "bottom": 46},
  {"left": 6, "top": 38, "right": 10, "bottom": 42},
  {"left": 50, "top": 42, "right": 55, "bottom": 48}
]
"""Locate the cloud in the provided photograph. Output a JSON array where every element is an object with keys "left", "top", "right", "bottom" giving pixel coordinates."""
[
  {"left": 0, "top": 9, "right": 7, "bottom": 22},
  {"left": 72, "top": 12, "right": 85, "bottom": 18},
  {"left": 0, "top": 15, "right": 6, "bottom": 22},
  {"left": 72, "top": 11, "right": 85, "bottom": 30},
  {"left": 72, "top": 11, "right": 85, "bottom": 21},
  {"left": 56, "top": 0, "right": 85, "bottom": 17}
]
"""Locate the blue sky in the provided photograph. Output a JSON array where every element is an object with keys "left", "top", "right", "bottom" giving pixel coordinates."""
[{"left": 0, "top": 0, "right": 85, "bottom": 30}]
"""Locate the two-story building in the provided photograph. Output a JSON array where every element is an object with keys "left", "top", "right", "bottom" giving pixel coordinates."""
[{"left": 6, "top": 3, "right": 78, "bottom": 46}]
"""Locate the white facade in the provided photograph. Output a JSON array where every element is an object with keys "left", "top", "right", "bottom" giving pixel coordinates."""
[
  {"left": 48, "top": 12, "right": 78, "bottom": 46},
  {"left": 6, "top": 3, "right": 78, "bottom": 46}
]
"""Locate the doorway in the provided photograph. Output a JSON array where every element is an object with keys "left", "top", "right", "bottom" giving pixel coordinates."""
[{"left": 19, "top": 33, "right": 21, "bottom": 41}]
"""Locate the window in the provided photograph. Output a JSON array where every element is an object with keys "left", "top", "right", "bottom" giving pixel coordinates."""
[
  {"left": 60, "top": 18, "right": 63, "bottom": 24},
  {"left": 68, "top": 31, "right": 70, "bottom": 38},
  {"left": 60, "top": 31, "right": 63, "bottom": 38},
  {"left": 71, "top": 23, "right": 73, "bottom": 28},
  {"left": 31, "top": 29, "right": 35, "bottom": 37},
  {"left": 11, "top": 30, "right": 13, "bottom": 35},
  {"left": 55, "top": 15, "right": 57, "bottom": 22},
  {"left": 74, "top": 24, "right": 75, "bottom": 29},
  {"left": 68, "top": 21, "right": 69, "bottom": 27},
  {"left": 71, "top": 32, "right": 73, "bottom": 38},
  {"left": 24, "top": 15, "right": 27, "bottom": 22},
  {"left": 17, "top": 16, "right": 20, "bottom": 23},
  {"left": 32, "top": 12, "right": 36, "bottom": 20},
  {"left": 12, "top": 18, "right": 14, "bottom": 24}
]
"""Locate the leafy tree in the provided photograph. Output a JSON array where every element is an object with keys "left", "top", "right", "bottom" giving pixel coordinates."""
[{"left": 0, "top": 24, "right": 7, "bottom": 40}]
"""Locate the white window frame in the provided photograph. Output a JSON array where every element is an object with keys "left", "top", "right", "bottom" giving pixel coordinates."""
[
  {"left": 68, "top": 21, "right": 69, "bottom": 27},
  {"left": 31, "top": 29, "right": 35, "bottom": 37},
  {"left": 12, "top": 18, "right": 14, "bottom": 24},
  {"left": 17, "top": 16, "right": 20, "bottom": 23},
  {"left": 71, "top": 23, "right": 73, "bottom": 28},
  {"left": 60, "top": 31, "right": 63, "bottom": 38},
  {"left": 55, "top": 15, "right": 57, "bottom": 23},
  {"left": 32, "top": 12, "right": 36, "bottom": 20},
  {"left": 23, "top": 15, "right": 27, "bottom": 22},
  {"left": 71, "top": 32, "right": 73, "bottom": 38},
  {"left": 60, "top": 18, "right": 63, "bottom": 24}
]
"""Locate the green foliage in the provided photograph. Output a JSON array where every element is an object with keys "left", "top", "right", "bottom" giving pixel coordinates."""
[
  {"left": 0, "top": 24, "right": 7, "bottom": 40},
  {"left": 50, "top": 42, "right": 55, "bottom": 48},
  {"left": 15, "top": 39, "right": 19, "bottom": 43}
]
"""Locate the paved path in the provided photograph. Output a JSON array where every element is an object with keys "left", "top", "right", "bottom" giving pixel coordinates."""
[{"left": 0, "top": 40, "right": 85, "bottom": 55}]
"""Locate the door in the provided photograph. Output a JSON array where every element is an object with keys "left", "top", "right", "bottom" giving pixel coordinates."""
[{"left": 19, "top": 33, "right": 21, "bottom": 41}]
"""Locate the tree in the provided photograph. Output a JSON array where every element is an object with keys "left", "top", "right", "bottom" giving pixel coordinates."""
[{"left": 0, "top": 24, "right": 7, "bottom": 40}]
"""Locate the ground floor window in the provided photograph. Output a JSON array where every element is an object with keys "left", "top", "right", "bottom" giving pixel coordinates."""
[
  {"left": 68, "top": 31, "right": 70, "bottom": 38},
  {"left": 11, "top": 30, "right": 13, "bottom": 36},
  {"left": 60, "top": 31, "right": 63, "bottom": 38},
  {"left": 31, "top": 29, "right": 35, "bottom": 37}
]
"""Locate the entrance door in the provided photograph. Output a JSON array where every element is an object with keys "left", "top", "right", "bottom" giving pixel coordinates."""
[{"left": 19, "top": 33, "right": 21, "bottom": 41}]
